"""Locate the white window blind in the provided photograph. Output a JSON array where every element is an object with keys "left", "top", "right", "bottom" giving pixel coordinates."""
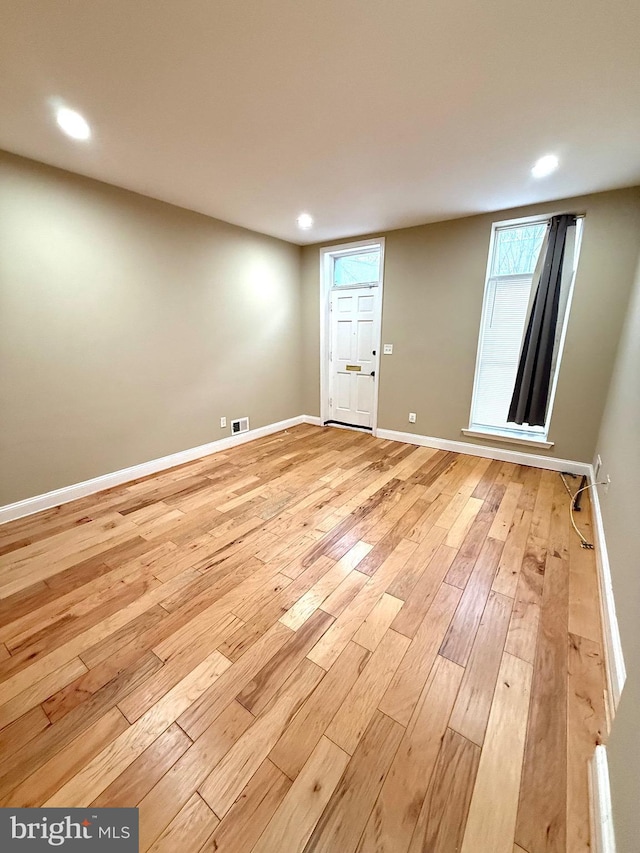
[{"left": 472, "top": 274, "right": 546, "bottom": 435}]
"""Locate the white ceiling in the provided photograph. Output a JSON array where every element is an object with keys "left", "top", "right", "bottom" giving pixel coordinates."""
[{"left": 1, "top": 0, "right": 639, "bottom": 245}]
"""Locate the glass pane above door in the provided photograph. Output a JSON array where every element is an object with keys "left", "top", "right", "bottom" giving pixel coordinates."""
[{"left": 333, "top": 250, "right": 380, "bottom": 286}]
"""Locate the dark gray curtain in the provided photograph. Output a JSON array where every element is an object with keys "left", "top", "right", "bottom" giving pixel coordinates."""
[{"left": 508, "top": 213, "right": 577, "bottom": 427}]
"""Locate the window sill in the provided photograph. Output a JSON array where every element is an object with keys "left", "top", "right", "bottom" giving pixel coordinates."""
[{"left": 461, "top": 428, "right": 554, "bottom": 450}]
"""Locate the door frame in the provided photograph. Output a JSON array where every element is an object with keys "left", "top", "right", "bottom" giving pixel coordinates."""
[{"left": 319, "top": 238, "right": 385, "bottom": 435}]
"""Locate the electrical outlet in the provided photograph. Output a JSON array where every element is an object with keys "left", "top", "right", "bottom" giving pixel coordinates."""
[
  {"left": 220, "top": 417, "right": 227, "bottom": 428},
  {"left": 383, "top": 344, "right": 393, "bottom": 355},
  {"left": 409, "top": 412, "right": 416, "bottom": 424},
  {"left": 604, "top": 474, "right": 611, "bottom": 494}
]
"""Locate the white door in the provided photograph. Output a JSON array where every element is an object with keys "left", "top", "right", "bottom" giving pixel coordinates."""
[{"left": 328, "top": 286, "right": 380, "bottom": 428}]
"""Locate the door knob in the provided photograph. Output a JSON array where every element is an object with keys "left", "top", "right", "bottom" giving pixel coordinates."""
[{"left": 370, "top": 370, "right": 376, "bottom": 377}]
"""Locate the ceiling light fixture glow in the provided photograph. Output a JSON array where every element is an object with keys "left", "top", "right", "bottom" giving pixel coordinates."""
[
  {"left": 56, "top": 107, "right": 91, "bottom": 140},
  {"left": 296, "top": 213, "right": 314, "bottom": 230},
  {"left": 531, "top": 154, "right": 559, "bottom": 179}
]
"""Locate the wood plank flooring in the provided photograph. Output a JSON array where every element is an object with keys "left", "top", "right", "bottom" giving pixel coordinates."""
[{"left": 0, "top": 425, "right": 607, "bottom": 852}]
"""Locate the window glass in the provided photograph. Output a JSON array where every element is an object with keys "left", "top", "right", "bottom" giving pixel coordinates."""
[
  {"left": 491, "top": 223, "right": 547, "bottom": 276},
  {"left": 333, "top": 251, "right": 380, "bottom": 286}
]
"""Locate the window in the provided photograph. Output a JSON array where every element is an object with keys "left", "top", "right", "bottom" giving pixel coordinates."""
[
  {"left": 332, "top": 248, "right": 381, "bottom": 287},
  {"left": 468, "top": 215, "right": 582, "bottom": 442}
]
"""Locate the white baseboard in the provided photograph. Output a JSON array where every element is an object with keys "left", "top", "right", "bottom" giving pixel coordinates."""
[
  {"left": 303, "top": 415, "right": 323, "bottom": 426},
  {"left": 0, "top": 416, "right": 596, "bottom": 528},
  {"left": 0, "top": 415, "right": 310, "bottom": 526},
  {"left": 375, "top": 427, "right": 591, "bottom": 475},
  {"left": 590, "top": 745, "right": 617, "bottom": 853},
  {"left": 588, "top": 470, "right": 627, "bottom": 716}
]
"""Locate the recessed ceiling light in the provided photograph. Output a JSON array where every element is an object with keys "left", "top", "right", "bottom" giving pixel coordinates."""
[
  {"left": 56, "top": 107, "right": 91, "bottom": 140},
  {"left": 531, "top": 154, "right": 559, "bottom": 179},
  {"left": 296, "top": 213, "right": 314, "bottom": 230}
]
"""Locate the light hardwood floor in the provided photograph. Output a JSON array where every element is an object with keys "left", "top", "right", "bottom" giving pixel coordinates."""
[{"left": 0, "top": 424, "right": 607, "bottom": 852}]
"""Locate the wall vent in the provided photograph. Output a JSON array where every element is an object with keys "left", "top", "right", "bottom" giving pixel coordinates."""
[{"left": 231, "top": 417, "right": 250, "bottom": 435}]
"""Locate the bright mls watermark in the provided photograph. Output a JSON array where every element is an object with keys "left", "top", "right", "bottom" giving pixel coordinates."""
[{"left": 0, "top": 809, "right": 138, "bottom": 850}]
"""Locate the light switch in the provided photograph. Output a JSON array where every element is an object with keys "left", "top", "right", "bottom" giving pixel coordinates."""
[{"left": 383, "top": 344, "right": 393, "bottom": 355}]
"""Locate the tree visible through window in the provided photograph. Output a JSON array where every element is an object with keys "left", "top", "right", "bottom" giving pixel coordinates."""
[{"left": 491, "top": 223, "right": 547, "bottom": 276}]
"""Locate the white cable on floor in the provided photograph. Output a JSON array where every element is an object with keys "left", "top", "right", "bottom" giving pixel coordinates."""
[{"left": 559, "top": 474, "right": 607, "bottom": 549}]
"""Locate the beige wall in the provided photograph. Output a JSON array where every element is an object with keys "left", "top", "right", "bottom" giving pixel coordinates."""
[
  {"left": 594, "top": 251, "right": 640, "bottom": 853},
  {"left": 0, "top": 152, "right": 302, "bottom": 505},
  {"left": 2, "top": 149, "right": 639, "bottom": 508},
  {"left": 302, "top": 187, "right": 640, "bottom": 462}
]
